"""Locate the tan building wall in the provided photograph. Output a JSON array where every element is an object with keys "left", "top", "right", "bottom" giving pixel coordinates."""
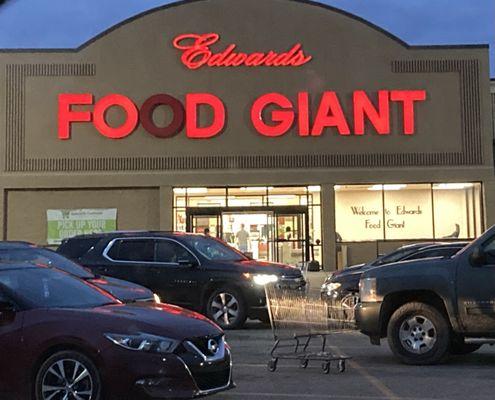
[{"left": 6, "top": 188, "right": 161, "bottom": 244}]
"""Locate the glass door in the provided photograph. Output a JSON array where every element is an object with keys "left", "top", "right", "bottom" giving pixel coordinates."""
[
  {"left": 186, "top": 209, "right": 222, "bottom": 237},
  {"left": 273, "top": 211, "right": 308, "bottom": 266},
  {"left": 221, "top": 212, "right": 273, "bottom": 261}
]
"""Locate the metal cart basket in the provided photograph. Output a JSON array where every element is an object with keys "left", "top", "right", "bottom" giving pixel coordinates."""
[{"left": 265, "top": 284, "right": 356, "bottom": 374}]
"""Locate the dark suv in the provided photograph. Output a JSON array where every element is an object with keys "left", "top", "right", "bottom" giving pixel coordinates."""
[{"left": 58, "top": 232, "right": 306, "bottom": 329}]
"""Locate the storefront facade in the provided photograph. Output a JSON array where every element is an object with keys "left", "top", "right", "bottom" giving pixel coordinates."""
[{"left": 0, "top": 0, "right": 493, "bottom": 270}]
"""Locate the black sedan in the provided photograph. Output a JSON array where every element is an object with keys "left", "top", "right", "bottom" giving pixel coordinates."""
[
  {"left": 0, "top": 241, "right": 157, "bottom": 303},
  {"left": 58, "top": 232, "right": 306, "bottom": 329},
  {"left": 321, "top": 242, "right": 469, "bottom": 307}
]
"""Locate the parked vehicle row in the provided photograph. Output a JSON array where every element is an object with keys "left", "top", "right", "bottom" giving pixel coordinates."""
[
  {"left": 321, "top": 242, "right": 468, "bottom": 308},
  {"left": 0, "top": 231, "right": 308, "bottom": 399},
  {"left": 58, "top": 232, "right": 306, "bottom": 329}
]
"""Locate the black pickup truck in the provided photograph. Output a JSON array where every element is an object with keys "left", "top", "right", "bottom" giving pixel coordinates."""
[{"left": 356, "top": 226, "right": 495, "bottom": 365}]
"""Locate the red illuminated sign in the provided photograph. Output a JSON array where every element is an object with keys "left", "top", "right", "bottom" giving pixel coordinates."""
[
  {"left": 172, "top": 33, "right": 312, "bottom": 70},
  {"left": 58, "top": 93, "right": 225, "bottom": 140},
  {"left": 252, "top": 90, "right": 426, "bottom": 137},
  {"left": 58, "top": 90, "right": 426, "bottom": 140}
]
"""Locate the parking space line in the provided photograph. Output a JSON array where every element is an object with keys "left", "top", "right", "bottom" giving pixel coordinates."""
[
  {"left": 224, "top": 392, "right": 440, "bottom": 400},
  {"left": 225, "top": 393, "right": 391, "bottom": 399},
  {"left": 347, "top": 359, "right": 400, "bottom": 400}
]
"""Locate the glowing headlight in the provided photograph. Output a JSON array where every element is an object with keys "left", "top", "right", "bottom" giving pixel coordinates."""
[
  {"left": 104, "top": 333, "right": 178, "bottom": 353},
  {"left": 359, "top": 277, "right": 378, "bottom": 302},
  {"left": 325, "top": 282, "right": 341, "bottom": 293},
  {"left": 253, "top": 274, "right": 279, "bottom": 285},
  {"left": 153, "top": 293, "right": 161, "bottom": 303}
]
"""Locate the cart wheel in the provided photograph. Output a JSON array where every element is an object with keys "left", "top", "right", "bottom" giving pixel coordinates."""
[
  {"left": 300, "top": 359, "right": 309, "bottom": 369},
  {"left": 267, "top": 358, "right": 278, "bottom": 372},
  {"left": 338, "top": 360, "right": 346, "bottom": 373},
  {"left": 322, "top": 362, "right": 331, "bottom": 374}
]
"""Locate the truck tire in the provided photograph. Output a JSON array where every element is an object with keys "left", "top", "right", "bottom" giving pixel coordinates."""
[{"left": 387, "top": 302, "right": 450, "bottom": 365}]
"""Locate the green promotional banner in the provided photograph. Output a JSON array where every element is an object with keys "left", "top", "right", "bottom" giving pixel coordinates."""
[{"left": 47, "top": 209, "right": 117, "bottom": 245}]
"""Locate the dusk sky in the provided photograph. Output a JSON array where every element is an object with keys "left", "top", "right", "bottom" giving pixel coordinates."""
[{"left": 0, "top": 0, "right": 493, "bottom": 76}]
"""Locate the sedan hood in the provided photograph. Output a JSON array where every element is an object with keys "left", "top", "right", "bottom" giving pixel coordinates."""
[
  {"left": 331, "top": 263, "right": 371, "bottom": 281},
  {"left": 50, "top": 302, "right": 221, "bottom": 340},
  {"left": 87, "top": 276, "right": 154, "bottom": 302}
]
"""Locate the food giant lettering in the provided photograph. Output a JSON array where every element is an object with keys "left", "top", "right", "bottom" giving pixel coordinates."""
[{"left": 58, "top": 90, "right": 426, "bottom": 140}]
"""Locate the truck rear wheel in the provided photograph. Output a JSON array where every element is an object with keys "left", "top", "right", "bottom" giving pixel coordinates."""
[{"left": 387, "top": 302, "right": 450, "bottom": 365}]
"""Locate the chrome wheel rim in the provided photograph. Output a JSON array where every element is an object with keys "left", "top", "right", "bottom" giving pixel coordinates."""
[
  {"left": 41, "top": 359, "right": 94, "bottom": 400},
  {"left": 211, "top": 292, "right": 239, "bottom": 326},
  {"left": 341, "top": 294, "right": 359, "bottom": 309},
  {"left": 399, "top": 315, "right": 437, "bottom": 354}
]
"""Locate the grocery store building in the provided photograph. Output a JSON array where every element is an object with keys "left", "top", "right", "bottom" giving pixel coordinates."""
[{"left": 0, "top": 0, "right": 494, "bottom": 270}]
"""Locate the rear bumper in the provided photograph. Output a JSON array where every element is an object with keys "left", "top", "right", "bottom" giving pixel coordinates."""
[{"left": 355, "top": 301, "right": 383, "bottom": 341}]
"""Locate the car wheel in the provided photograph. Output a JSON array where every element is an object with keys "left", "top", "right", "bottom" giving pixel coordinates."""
[
  {"left": 35, "top": 350, "right": 101, "bottom": 400},
  {"left": 207, "top": 287, "right": 247, "bottom": 329},
  {"left": 450, "top": 341, "right": 482, "bottom": 355},
  {"left": 387, "top": 302, "right": 450, "bottom": 365}
]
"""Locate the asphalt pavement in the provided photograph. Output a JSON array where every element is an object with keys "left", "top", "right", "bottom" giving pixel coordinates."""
[{"left": 214, "top": 321, "right": 495, "bottom": 400}]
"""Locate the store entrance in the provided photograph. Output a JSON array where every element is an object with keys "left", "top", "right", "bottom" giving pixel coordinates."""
[{"left": 186, "top": 206, "right": 309, "bottom": 265}]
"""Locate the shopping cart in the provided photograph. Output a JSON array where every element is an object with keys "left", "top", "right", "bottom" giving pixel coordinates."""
[{"left": 265, "top": 284, "right": 356, "bottom": 374}]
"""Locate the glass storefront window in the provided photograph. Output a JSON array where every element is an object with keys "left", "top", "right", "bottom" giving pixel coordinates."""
[
  {"left": 227, "top": 187, "right": 266, "bottom": 207},
  {"left": 268, "top": 186, "right": 308, "bottom": 206},
  {"left": 335, "top": 182, "right": 482, "bottom": 242},
  {"left": 172, "top": 185, "right": 322, "bottom": 266},
  {"left": 335, "top": 185, "right": 385, "bottom": 241},
  {"left": 433, "top": 183, "right": 482, "bottom": 239},
  {"left": 383, "top": 184, "right": 433, "bottom": 240},
  {"left": 174, "top": 209, "right": 186, "bottom": 231},
  {"left": 186, "top": 188, "right": 227, "bottom": 207}
]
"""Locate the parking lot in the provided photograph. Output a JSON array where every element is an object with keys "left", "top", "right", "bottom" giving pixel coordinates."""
[{"left": 216, "top": 322, "right": 495, "bottom": 400}]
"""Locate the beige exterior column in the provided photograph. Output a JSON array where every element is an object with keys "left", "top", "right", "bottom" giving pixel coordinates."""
[
  {"left": 0, "top": 188, "right": 5, "bottom": 240},
  {"left": 321, "top": 184, "right": 336, "bottom": 271},
  {"left": 483, "top": 179, "right": 495, "bottom": 230},
  {"left": 159, "top": 186, "right": 174, "bottom": 231}
]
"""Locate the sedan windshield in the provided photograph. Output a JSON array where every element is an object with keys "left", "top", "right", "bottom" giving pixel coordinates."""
[
  {"left": 183, "top": 236, "right": 247, "bottom": 261},
  {"left": 0, "top": 268, "right": 117, "bottom": 309},
  {"left": 0, "top": 248, "right": 94, "bottom": 279}
]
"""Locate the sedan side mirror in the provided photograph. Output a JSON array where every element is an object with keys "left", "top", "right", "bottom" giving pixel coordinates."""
[{"left": 469, "top": 246, "right": 486, "bottom": 267}]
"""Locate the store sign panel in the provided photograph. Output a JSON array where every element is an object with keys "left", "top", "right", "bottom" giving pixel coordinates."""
[
  {"left": 58, "top": 89, "right": 426, "bottom": 140},
  {"left": 172, "top": 33, "right": 312, "bottom": 69},
  {"left": 46, "top": 209, "right": 117, "bottom": 245}
]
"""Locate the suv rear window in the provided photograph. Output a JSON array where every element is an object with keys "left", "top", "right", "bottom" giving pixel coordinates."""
[
  {"left": 58, "top": 238, "right": 101, "bottom": 259},
  {"left": 107, "top": 239, "right": 154, "bottom": 262}
]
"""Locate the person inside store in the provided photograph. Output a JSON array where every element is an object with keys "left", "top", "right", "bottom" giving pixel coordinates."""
[
  {"left": 236, "top": 223, "right": 250, "bottom": 253},
  {"left": 203, "top": 227, "right": 211, "bottom": 236}
]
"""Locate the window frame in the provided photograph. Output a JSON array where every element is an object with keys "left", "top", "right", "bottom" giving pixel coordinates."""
[{"left": 103, "top": 237, "right": 201, "bottom": 266}]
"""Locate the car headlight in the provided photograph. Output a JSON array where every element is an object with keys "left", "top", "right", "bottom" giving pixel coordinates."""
[
  {"left": 104, "top": 333, "right": 178, "bottom": 353},
  {"left": 359, "top": 277, "right": 378, "bottom": 302},
  {"left": 252, "top": 274, "right": 279, "bottom": 285},
  {"left": 153, "top": 293, "right": 161, "bottom": 303},
  {"left": 323, "top": 282, "right": 341, "bottom": 294}
]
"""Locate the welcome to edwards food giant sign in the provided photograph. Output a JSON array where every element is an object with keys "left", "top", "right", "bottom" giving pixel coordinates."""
[{"left": 58, "top": 33, "right": 427, "bottom": 141}]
